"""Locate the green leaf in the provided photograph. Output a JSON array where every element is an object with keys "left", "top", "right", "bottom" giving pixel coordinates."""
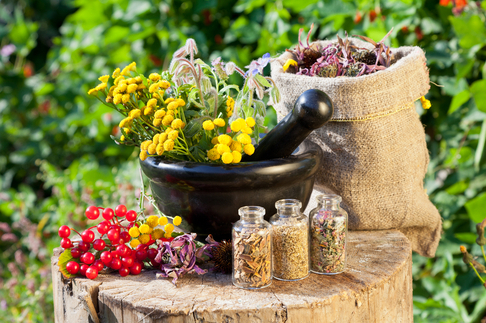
[
  {"left": 470, "top": 80, "right": 486, "bottom": 112},
  {"left": 475, "top": 119, "right": 486, "bottom": 171},
  {"left": 446, "top": 180, "right": 468, "bottom": 195},
  {"left": 58, "top": 248, "right": 76, "bottom": 279},
  {"left": 454, "top": 232, "right": 477, "bottom": 244},
  {"left": 183, "top": 116, "right": 209, "bottom": 138},
  {"left": 465, "top": 192, "right": 486, "bottom": 223},
  {"left": 104, "top": 26, "right": 131, "bottom": 45},
  {"left": 448, "top": 90, "right": 470, "bottom": 115},
  {"left": 254, "top": 74, "right": 271, "bottom": 87},
  {"left": 450, "top": 15, "right": 486, "bottom": 49}
]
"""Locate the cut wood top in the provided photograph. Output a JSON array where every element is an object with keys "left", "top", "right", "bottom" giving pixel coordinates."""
[{"left": 53, "top": 230, "right": 412, "bottom": 323}]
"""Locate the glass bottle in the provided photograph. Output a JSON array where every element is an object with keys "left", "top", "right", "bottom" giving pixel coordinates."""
[
  {"left": 309, "top": 194, "right": 348, "bottom": 275},
  {"left": 270, "top": 199, "right": 309, "bottom": 281},
  {"left": 232, "top": 206, "right": 272, "bottom": 289}
]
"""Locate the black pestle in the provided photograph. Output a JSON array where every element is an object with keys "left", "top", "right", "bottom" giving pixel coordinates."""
[{"left": 242, "top": 89, "right": 333, "bottom": 162}]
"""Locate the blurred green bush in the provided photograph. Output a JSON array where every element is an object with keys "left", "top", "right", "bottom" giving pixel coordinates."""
[{"left": 1, "top": 0, "right": 485, "bottom": 321}]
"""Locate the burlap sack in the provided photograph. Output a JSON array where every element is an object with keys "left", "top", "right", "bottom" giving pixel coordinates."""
[{"left": 271, "top": 38, "right": 441, "bottom": 257}]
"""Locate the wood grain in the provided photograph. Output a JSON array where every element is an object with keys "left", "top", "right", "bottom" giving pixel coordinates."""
[{"left": 52, "top": 230, "right": 412, "bottom": 323}]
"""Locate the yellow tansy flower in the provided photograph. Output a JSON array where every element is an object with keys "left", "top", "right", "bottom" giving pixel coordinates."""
[
  {"left": 153, "top": 118, "right": 162, "bottom": 127},
  {"left": 143, "top": 106, "right": 153, "bottom": 115},
  {"left": 222, "top": 152, "right": 233, "bottom": 164},
  {"left": 167, "top": 101, "right": 179, "bottom": 110},
  {"left": 171, "top": 119, "right": 184, "bottom": 129},
  {"left": 106, "top": 96, "right": 113, "bottom": 103},
  {"left": 137, "top": 84, "right": 146, "bottom": 91},
  {"left": 149, "top": 73, "right": 161, "bottom": 82},
  {"left": 139, "top": 234, "right": 150, "bottom": 244},
  {"left": 122, "top": 93, "right": 131, "bottom": 104},
  {"left": 146, "top": 215, "right": 159, "bottom": 228},
  {"left": 141, "top": 140, "right": 152, "bottom": 150},
  {"left": 139, "top": 150, "right": 148, "bottom": 161},
  {"left": 216, "top": 144, "right": 231, "bottom": 155},
  {"left": 148, "top": 143, "right": 157, "bottom": 155},
  {"left": 213, "top": 118, "right": 225, "bottom": 127},
  {"left": 175, "top": 98, "right": 185, "bottom": 107},
  {"left": 230, "top": 118, "right": 246, "bottom": 132},
  {"left": 159, "top": 80, "right": 171, "bottom": 89},
  {"left": 130, "top": 239, "right": 141, "bottom": 248},
  {"left": 98, "top": 75, "right": 110, "bottom": 83},
  {"left": 168, "top": 130, "right": 179, "bottom": 140},
  {"left": 139, "top": 224, "right": 151, "bottom": 234},
  {"left": 129, "top": 109, "right": 141, "bottom": 119},
  {"left": 128, "top": 62, "right": 136, "bottom": 72},
  {"left": 173, "top": 216, "right": 182, "bottom": 226},
  {"left": 237, "top": 133, "right": 252, "bottom": 145},
  {"left": 158, "top": 216, "right": 168, "bottom": 226},
  {"left": 211, "top": 137, "right": 219, "bottom": 145},
  {"left": 164, "top": 223, "right": 174, "bottom": 234},
  {"left": 153, "top": 134, "right": 160, "bottom": 145},
  {"left": 152, "top": 229, "right": 165, "bottom": 240},
  {"left": 117, "top": 83, "right": 127, "bottom": 93},
  {"left": 95, "top": 83, "right": 107, "bottom": 91},
  {"left": 420, "top": 96, "right": 431, "bottom": 110},
  {"left": 207, "top": 148, "right": 220, "bottom": 161},
  {"left": 162, "top": 115, "right": 174, "bottom": 126},
  {"left": 245, "top": 117, "right": 256, "bottom": 127},
  {"left": 164, "top": 98, "right": 175, "bottom": 104},
  {"left": 156, "top": 143, "right": 165, "bottom": 155},
  {"left": 159, "top": 133, "right": 168, "bottom": 143},
  {"left": 163, "top": 139, "right": 174, "bottom": 151},
  {"left": 232, "top": 151, "right": 242, "bottom": 163},
  {"left": 129, "top": 226, "right": 140, "bottom": 238},
  {"left": 147, "top": 98, "right": 158, "bottom": 108},
  {"left": 218, "top": 134, "right": 232, "bottom": 146},
  {"left": 241, "top": 126, "right": 252, "bottom": 134},
  {"left": 113, "top": 93, "right": 123, "bottom": 104},
  {"left": 230, "top": 141, "right": 242, "bottom": 152},
  {"left": 154, "top": 109, "right": 166, "bottom": 119},
  {"left": 244, "top": 144, "right": 255, "bottom": 155},
  {"left": 203, "top": 120, "right": 215, "bottom": 131},
  {"left": 114, "top": 75, "right": 125, "bottom": 85},
  {"left": 167, "top": 110, "right": 175, "bottom": 116},
  {"left": 164, "top": 231, "right": 172, "bottom": 239},
  {"left": 165, "top": 127, "right": 173, "bottom": 134},
  {"left": 120, "top": 135, "right": 125, "bottom": 142},
  {"left": 87, "top": 88, "right": 98, "bottom": 95},
  {"left": 126, "top": 84, "right": 138, "bottom": 94},
  {"left": 226, "top": 96, "right": 235, "bottom": 108},
  {"left": 149, "top": 83, "right": 160, "bottom": 93},
  {"left": 119, "top": 117, "right": 133, "bottom": 128},
  {"left": 112, "top": 68, "right": 120, "bottom": 78}
]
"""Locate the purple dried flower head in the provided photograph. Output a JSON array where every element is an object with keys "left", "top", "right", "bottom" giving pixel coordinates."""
[
  {"left": 155, "top": 233, "right": 207, "bottom": 285},
  {"left": 1, "top": 44, "right": 15, "bottom": 57},
  {"left": 245, "top": 53, "right": 271, "bottom": 76}
]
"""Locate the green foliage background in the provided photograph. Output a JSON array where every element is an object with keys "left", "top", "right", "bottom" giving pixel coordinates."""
[{"left": 1, "top": 0, "right": 486, "bottom": 321}]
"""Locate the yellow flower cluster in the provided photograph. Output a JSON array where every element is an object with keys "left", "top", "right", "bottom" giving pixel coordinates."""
[
  {"left": 226, "top": 97, "right": 235, "bottom": 117},
  {"left": 202, "top": 118, "right": 225, "bottom": 131},
  {"left": 139, "top": 122, "right": 185, "bottom": 160},
  {"left": 207, "top": 117, "right": 256, "bottom": 164},
  {"left": 420, "top": 96, "right": 431, "bottom": 110},
  {"left": 128, "top": 215, "right": 183, "bottom": 246}
]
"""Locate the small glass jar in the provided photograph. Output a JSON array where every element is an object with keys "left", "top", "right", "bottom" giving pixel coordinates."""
[
  {"left": 270, "top": 199, "right": 309, "bottom": 281},
  {"left": 309, "top": 194, "right": 348, "bottom": 275},
  {"left": 232, "top": 206, "right": 272, "bottom": 289}
]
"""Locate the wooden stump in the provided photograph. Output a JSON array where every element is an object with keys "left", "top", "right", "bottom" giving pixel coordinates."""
[{"left": 52, "top": 230, "right": 412, "bottom": 323}]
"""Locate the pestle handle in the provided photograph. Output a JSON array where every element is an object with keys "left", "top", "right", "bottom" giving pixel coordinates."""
[{"left": 243, "top": 89, "right": 333, "bottom": 162}]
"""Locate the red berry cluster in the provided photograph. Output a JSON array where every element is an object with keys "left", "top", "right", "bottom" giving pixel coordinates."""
[{"left": 58, "top": 204, "right": 160, "bottom": 280}]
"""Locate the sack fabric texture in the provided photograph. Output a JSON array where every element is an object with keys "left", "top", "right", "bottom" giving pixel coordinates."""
[{"left": 271, "top": 38, "right": 441, "bottom": 257}]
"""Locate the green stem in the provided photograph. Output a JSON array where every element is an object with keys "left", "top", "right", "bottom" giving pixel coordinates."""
[
  {"left": 482, "top": 246, "right": 486, "bottom": 264},
  {"left": 469, "top": 262, "right": 486, "bottom": 284}
]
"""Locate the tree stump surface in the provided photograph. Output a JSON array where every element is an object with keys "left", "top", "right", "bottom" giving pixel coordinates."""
[{"left": 52, "top": 230, "right": 412, "bottom": 323}]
